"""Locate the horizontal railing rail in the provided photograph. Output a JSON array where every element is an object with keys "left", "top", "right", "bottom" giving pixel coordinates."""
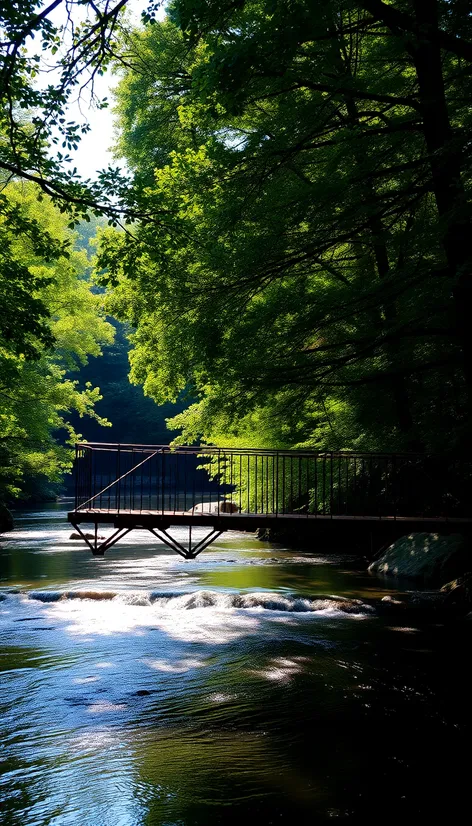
[
  {"left": 75, "top": 442, "right": 467, "bottom": 457},
  {"left": 72, "top": 443, "right": 472, "bottom": 520}
]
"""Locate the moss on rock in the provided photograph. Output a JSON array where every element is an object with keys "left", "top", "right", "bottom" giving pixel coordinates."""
[{"left": 368, "top": 532, "right": 470, "bottom": 584}]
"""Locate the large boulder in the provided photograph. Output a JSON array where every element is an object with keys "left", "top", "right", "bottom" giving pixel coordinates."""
[
  {"left": 440, "top": 573, "right": 472, "bottom": 616},
  {"left": 0, "top": 504, "right": 13, "bottom": 533},
  {"left": 368, "top": 532, "right": 470, "bottom": 584}
]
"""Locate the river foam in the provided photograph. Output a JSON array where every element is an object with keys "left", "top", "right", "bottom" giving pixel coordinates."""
[{"left": 13, "top": 589, "right": 374, "bottom": 614}]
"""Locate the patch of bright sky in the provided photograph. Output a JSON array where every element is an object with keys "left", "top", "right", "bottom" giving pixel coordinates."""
[{"left": 46, "top": 1, "right": 167, "bottom": 180}]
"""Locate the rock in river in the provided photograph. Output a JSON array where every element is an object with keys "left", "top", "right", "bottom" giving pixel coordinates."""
[
  {"left": 440, "top": 573, "right": 472, "bottom": 616},
  {"left": 368, "top": 532, "right": 470, "bottom": 584}
]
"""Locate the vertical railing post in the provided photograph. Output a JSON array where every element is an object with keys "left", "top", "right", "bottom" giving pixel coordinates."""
[
  {"left": 337, "top": 456, "right": 341, "bottom": 515},
  {"left": 330, "top": 452, "right": 334, "bottom": 518},
  {"left": 247, "top": 453, "right": 250, "bottom": 514},
  {"left": 368, "top": 454, "right": 372, "bottom": 517},
  {"left": 149, "top": 449, "right": 153, "bottom": 511},
  {"left": 261, "top": 453, "right": 264, "bottom": 513},
  {"left": 314, "top": 453, "right": 318, "bottom": 516},
  {"left": 117, "top": 444, "right": 121, "bottom": 513},
  {"left": 174, "top": 451, "right": 178, "bottom": 514},
  {"left": 89, "top": 447, "right": 93, "bottom": 510},
  {"left": 444, "top": 455, "right": 450, "bottom": 520},
  {"left": 345, "top": 455, "right": 349, "bottom": 516},
  {"left": 298, "top": 456, "right": 301, "bottom": 515},
  {"left": 322, "top": 455, "right": 326, "bottom": 515},
  {"left": 282, "top": 455, "right": 286, "bottom": 514},
  {"left": 290, "top": 455, "right": 293, "bottom": 513},
  {"left": 217, "top": 449, "right": 221, "bottom": 516},
  {"left": 161, "top": 449, "right": 166, "bottom": 515},
  {"left": 393, "top": 454, "right": 397, "bottom": 519},
  {"left": 230, "top": 451, "right": 234, "bottom": 516},
  {"left": 255, "top": 455, "right": 258, "bottom": 514},
  {"left": 239, "top": 453, "right": 242, "bottom": 514},
  {"left": 131, "top": 447, "right": 134, "bottom": 512},
  {"left": 306, "top": 454, "right": 309, "bottom": 515},
  {"left": 140, "top": 448, "right": 144, "bottom": 513},
  {"left": 74, "top": 444, "right": 79, "bottom": 510},
  {"left": 275, "top": 452, "right": 279, "bottom": 517}
]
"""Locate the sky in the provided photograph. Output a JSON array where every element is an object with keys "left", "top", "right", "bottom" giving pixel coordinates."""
[
  {"left": 70, "top": 72, "right": 119, "bottom": 179},
  {"left": 49, "top": 1, "right": 167, "bottom": 180}
]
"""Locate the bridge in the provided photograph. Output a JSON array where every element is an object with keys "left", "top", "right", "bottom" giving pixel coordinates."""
[{"left": 68, "top": 443, "right": 472, "bottom": 558}]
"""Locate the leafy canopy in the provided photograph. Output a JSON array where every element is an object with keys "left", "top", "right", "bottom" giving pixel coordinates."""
[
  {"left": 0, "top": 182, "right": 114, "bottom": 503},
  {"left": 97, "top": 0, "right": 472, "bottom": 452}
]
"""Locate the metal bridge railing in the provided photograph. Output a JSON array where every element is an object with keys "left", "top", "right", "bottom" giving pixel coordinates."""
[{"left": 73, "top": 443, "right": 472, "bottom": 520}]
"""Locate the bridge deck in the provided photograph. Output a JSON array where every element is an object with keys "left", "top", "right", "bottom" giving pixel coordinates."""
[{"left": 69, "top": 509, "right": 472, "bottom": 526}]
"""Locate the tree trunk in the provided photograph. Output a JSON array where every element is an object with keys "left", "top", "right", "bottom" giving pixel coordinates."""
[
  {"left": 411, "top": 0, "right": 472, "bottom": 392},
  {"left": 329, "top": 31, "right": 416, "bottom": 439}
]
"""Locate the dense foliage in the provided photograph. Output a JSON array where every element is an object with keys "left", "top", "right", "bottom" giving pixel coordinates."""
[
  {"left": 0, "top": 184, "right": 113, "bottom": 504},
  {"left": 0, "top": 2, "right": 155, "bottom": 509},
  {"left": 95, "top": 0, "right": 472, "bottom": 453},
  {"left": 2, "top": 1, "right": 472, "bottom": 514}
]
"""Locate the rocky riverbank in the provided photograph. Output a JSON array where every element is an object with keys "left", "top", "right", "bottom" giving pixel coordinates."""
[
  {"left": 258, "top": 527, "right": 472, "bottom": 619},
  {"left": 369, "top": 533, "right": 472, "bottom": 619}
]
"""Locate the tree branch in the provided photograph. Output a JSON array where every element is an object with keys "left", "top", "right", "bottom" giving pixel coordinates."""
[{"left": 359, "top": 0, "right": 472, "bottom": 63}]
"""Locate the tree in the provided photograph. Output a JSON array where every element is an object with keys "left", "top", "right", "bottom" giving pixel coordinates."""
[
  {"left": 1, "top": 2, "right": 133, "bottom": 216},
  {"left": 0, "top": 182, "right": 114, "bottom": 504},
  {"left": 96, "top": 0, "right": 472, "bottom": 452}
]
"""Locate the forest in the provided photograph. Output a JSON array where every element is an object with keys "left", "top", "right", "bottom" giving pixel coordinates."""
[{"left": 1, "top": 0, "right": 472, "bottom": 514}]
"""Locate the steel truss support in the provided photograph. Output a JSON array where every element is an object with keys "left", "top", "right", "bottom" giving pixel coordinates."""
[
  {"left": 70, "top": 522, "right": 223, "bottom": 559},
  {"left": 70, "top": 523, "right": 132, "bottom": 556},
  {"left": 148, "top": 526, "right": 223, "bottom": 559}
]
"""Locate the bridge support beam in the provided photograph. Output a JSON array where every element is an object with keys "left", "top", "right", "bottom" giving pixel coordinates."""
[
  {"left": 148, "top": 526, "right": 223, "bottom": 559},
  {"left": 70, "top": 521, "right": 223, "bottom": 559},
  {"left": 70, "top": 522, "right": 133, "bottom": 556}
]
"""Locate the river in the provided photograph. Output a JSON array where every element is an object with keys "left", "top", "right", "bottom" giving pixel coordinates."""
[{"left": 0, "top": 503, "right": 470, "bottom": 824}]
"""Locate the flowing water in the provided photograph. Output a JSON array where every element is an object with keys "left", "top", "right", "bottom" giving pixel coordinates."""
[{"left": 0, "top": 503, "right": 470, "bottom": 825}]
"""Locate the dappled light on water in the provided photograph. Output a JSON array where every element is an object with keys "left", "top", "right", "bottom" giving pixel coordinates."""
[{"left": 1, "top": 504, "right": 471, "bottom": 824}]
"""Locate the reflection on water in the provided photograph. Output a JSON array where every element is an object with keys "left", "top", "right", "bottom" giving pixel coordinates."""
[{"left": 1, "top": 503, "right": 471, "bottom": 824}]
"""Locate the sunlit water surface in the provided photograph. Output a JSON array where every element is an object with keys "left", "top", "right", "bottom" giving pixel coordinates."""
[{"left": 1, "top": 503, "right": 470, "bottom": 824}]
